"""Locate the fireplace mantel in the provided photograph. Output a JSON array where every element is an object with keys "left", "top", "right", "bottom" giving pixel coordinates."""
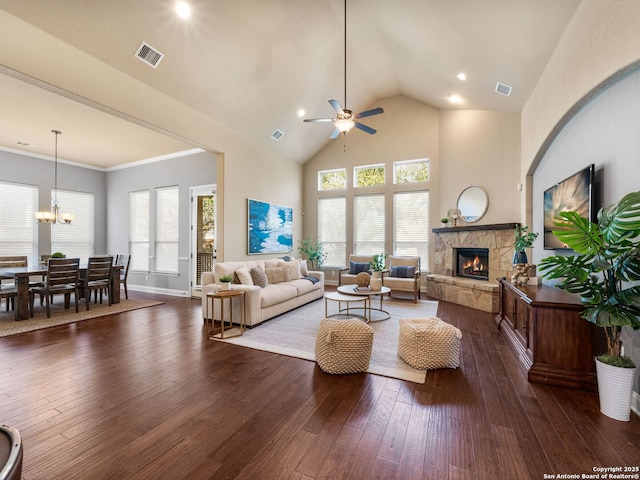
[{"left": 432, "top": 222, "right": 518, "bottom": 234}]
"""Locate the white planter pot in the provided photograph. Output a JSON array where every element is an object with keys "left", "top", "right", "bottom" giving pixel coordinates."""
[
  {"left": 220, "top": 282, "right": 231, "bottom": 291},
  {"left": 595, "top": 357, "right": 636, "bottom": 421}
]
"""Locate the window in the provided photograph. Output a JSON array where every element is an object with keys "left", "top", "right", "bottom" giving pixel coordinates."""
[
  {"left": 394, "top": 159, "right": 429, "bottom": 184},
  {"left": 394, "top": 191, "right": 429, "bottom": 269},
  {"left": 155, "top": 186, "right": 179, "bottom": 273},
  {"left": 51, "top": 190, "right": 94, "bottom": 259},
  {"left": 354, "top": 164, "right": 385, "bottom": 187},
  {"left": 353, "top": 194, "right": 385, "bottom": 255},
  {"left": 0, "top": 181, "right": 38, "bottom": 264},
  {"left": 318, "top": 168, "right": 346, "bottom": 191},
  {"left": 318, "top": 197, "right": 346, "bottom": 267},
  {"left": 129, "top": 190, "right": 150, "bottom": 271}
]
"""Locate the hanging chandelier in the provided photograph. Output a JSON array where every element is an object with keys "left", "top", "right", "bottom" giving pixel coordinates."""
[{"left": 35, "top": 130, "right": 74, "bottom": 224}]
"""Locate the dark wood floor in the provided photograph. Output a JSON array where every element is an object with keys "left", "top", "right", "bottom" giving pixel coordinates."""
[{"left": 1, "top": 290, "right": 638, "bottom": 480}]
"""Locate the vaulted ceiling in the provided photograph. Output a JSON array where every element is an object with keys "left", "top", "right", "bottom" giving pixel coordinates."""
[{"left": 0, "top": 0, "right": 581, "bottom": 169}]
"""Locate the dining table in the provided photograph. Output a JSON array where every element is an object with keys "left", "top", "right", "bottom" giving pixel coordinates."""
[{"left": 0, "top": 263, "right": 122, "bottom": 321}]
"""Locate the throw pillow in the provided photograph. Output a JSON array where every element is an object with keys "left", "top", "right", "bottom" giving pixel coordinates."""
[
  {"left": 298, "top": 258, "right": 309, "bottom": 276},
  {"left": 283, "top": 260, "right": 301, "bottom": 280},
  {"left": 349, "top": 261, "right": 370, "bottom": 275},
  {"left": 265, "top": 266, "right": 291, "bottom": 284},
  {"left": 389, "top": 265, "right": 415, "bottom": 278},
  {"left": 234, "top": 265, "right": 254, "bottom": 285},
  {"left": 250, "top": 266, "right": 268, "bottom": 288}
]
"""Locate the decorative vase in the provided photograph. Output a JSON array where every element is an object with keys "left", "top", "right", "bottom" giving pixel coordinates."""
[
  {"left": 595, "top": 358, "right": 636, "bottom": 421},
  {"left": 513, "top": 250, "right": 528, "bottom": 265},
  {"left": 370, "top": 271, "right": 383, "bottom": 291}
]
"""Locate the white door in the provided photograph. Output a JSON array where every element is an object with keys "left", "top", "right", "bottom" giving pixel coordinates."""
[{"left": 190, "top": 184, "right": 216, "bottom": 297}]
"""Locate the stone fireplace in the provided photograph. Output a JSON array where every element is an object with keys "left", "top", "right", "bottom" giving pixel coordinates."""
[{"left": 426, "top": 223, "right": 518, "bottom": 313}]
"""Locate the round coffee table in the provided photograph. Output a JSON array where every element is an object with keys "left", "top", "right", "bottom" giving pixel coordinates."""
[
  {"left": 336, "top": 285, "right": 391, "bottom": 321},
  {"left": 324, "top": 291, "right": 369, "bottom": 322}
]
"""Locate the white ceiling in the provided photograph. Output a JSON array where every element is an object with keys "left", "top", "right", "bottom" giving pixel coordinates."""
[{"left": 0, "top": 0, "right": 581, "bottom": 169}]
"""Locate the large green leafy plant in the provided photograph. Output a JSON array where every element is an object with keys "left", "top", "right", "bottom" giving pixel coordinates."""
[
  {"left": 297, "top": 237, "right": 327, "bottom": 270},
  {"left": 539, "top": 191, "right": 640, "bottom": 367}
]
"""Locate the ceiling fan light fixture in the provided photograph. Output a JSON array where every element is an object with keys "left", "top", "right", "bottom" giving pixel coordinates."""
[{"left": 335, "top": 118, "right": 355, "bottom": 133}]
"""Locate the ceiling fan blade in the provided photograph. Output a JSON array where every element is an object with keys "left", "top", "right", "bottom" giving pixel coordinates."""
[
  {"left": 329, "top": 99, "right": 344, "bottom": 114},
  {"left": 330, "top": 127, "right": 341, "bottom": 139},
  {"left": 355, "top": 122, "right": 377, "bottom": 135},
  {"left": 304, "top": 118, "right": 334, "bottom": 123},
  {"left": 357, "top": 107, "right": 384, "bottom": 119}
]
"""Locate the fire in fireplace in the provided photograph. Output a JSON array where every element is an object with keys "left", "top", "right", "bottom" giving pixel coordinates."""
[{"left": 455, "top": 248, "right": 489, "bottom": 280}]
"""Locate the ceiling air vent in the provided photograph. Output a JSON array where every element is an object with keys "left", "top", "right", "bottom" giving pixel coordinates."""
[
  {"left": 271, "top": 129, "right": 284, "bottom": 141},
  {"left": 495, "top": 82, "right": 512, "bottom": 96},
  {"left": 134, "top": 42, "right": 164, "bottom": 68}
]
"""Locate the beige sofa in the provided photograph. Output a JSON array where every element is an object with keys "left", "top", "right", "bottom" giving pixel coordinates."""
[{"left": 201, "top": 258, "right": 324, "bottom": 327}]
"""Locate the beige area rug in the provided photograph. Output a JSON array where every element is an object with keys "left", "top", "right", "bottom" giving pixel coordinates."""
[
  {"left": 211, "top": 297, "right": 439, "bottom": 384},
  {"left": 0, "top": 298, "right": 164, "bottom": 337}
]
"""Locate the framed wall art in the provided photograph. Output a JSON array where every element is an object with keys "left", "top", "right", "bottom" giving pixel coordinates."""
[{"left": 247, "top": 198, "right": 293, "bottom": 254}]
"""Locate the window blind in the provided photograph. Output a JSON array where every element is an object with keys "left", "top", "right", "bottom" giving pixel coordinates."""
[
  {"left": 394, "top": 191, "right": 429, "bottom": 270},
  {"left": 51, "top": 189, "right": 94, "bottom": 259},
  {"left": 353, "top": 194, "right": 385, "bottom": 255},
  {"left": 155, "top": 186, "right": 179, "bottom": 273},
  {"left": 0, "top": 181, "right": 38, "bottom": 265},
  {"left": 318, "top": 196, "right": 346, "bottom": 267},
  {"left": 129, "top": 190, "right": 150, "bottom": 271}
]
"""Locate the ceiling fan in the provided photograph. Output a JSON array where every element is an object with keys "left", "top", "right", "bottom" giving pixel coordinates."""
[{"left": 304, "top": 0, "right": 383, "bottom": 139}]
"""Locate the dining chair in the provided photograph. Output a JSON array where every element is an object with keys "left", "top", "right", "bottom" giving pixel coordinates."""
[
  {"left": 115, "top": 254, "right": 131, "bottom": 299},
  {"left": 29, "top": 258, "right": 80, "bottom": 318},
  {"left": 0, "top": 255, "right": 44, "bottom": 306},
  {"left": 0, "top": 284, "right": 17, "bottom": 311},
  {"left": 79, "top": 256, "right": 114, "bottom": 310}
]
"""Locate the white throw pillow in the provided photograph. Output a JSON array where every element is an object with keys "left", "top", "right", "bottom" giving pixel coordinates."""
[
  {"left": 234, "top": 265, "right": 253, "bottom": 285},
  {"left": 298, "top": 258, "right": 309, "bottom": 276}
]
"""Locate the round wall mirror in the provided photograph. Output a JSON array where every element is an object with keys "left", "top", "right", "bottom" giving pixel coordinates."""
[{"left": 457, "top": 185, "right": 489, "bottom": 223}]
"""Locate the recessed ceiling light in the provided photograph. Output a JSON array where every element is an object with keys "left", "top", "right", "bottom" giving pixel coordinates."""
[
  {"left": 176, "top": 2, "right": 191, "bottom": 18},
  {"left": 448, "top": 94, "right": 462, "bottom": 104},
  {"left": 456, "top": 73, "right": 467, "bottom": 81},
  {"left": 297, "top": 109, "right": 306, "bottom": 118}
]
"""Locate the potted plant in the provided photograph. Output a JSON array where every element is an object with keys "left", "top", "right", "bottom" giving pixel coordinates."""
[
  {"left": 513, "top": 225, "right": 538, "bottom": 264},
  {"left": 538, "top": 191, "right": 640, "bottom": 421},
  {"left": 219, "top": 275, "right": 233, "bottom": 291},
  {"left": 440, "top": 217, "right": 449, "bottom": 227},
  {"left": 297, "top": 237, "right": 327, "bottom": 270},
  {"left": 51, "top": 252, "right": 66, "bottom": 258},
  {"left": 369, "top": 253, "right": 387, "bottom": 291}
]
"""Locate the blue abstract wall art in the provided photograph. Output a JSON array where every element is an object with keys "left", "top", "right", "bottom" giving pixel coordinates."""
[{"left": 248, "top": 198, "right": 293, "bottom": 254}]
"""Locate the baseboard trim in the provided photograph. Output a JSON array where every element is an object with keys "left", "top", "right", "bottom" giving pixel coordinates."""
[{"left": 128, "top": 285, "right": 190, "bottom": 297}]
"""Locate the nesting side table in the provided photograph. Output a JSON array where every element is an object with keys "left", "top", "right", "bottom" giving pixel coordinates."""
[{"left": 206, "top": 289, "right": 245, "bottom": 339}]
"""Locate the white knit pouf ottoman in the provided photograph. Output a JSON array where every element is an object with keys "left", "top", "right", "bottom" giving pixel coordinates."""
[
  {"left": 398, "top": 317, "right": 462, "bottom": 370},
  {"left": 315, "top": 318, "right": 374, "bottom": 374}
]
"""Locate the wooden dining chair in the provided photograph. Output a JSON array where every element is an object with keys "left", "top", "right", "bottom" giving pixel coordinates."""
[
  {"left": 79, "top": 256, "right": 114, "bottom": 310},
  {"left": 115, "top": 254, "right": 131, "bottom": 299},
  {"left": 0, "top": 284, "right": 17, "bottom": 311},
  {"left": 29, "top": 258, "right": 80, "bottom": 318}
]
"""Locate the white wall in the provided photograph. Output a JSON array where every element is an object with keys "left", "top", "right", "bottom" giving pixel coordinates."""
[{"left": 532, "top": 66, "right": 640, "bottom": 405}]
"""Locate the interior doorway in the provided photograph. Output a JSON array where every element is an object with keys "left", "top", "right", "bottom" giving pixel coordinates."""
[{"left": 191, "top": 184, "right": 216, "bottom": 297}]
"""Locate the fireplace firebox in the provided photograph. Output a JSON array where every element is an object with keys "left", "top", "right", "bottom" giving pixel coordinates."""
[{"left": 455, "top": 248, "right": 489, "bottom": 280}]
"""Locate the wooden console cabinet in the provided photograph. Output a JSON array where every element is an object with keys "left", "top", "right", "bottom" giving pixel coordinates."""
[{"left": 495, "top": 278, "right": 606, "bottom": 391}]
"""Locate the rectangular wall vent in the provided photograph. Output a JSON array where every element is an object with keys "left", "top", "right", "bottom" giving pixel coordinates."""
[
  {"left": 271, "top": 129, "right": 284, "bottom": 141},
  {"left": 495, "top": 82, "right": 512, "bottom": 96},
  {"left": 135, "top": 42, "right": 164, "bottom": 68}
]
